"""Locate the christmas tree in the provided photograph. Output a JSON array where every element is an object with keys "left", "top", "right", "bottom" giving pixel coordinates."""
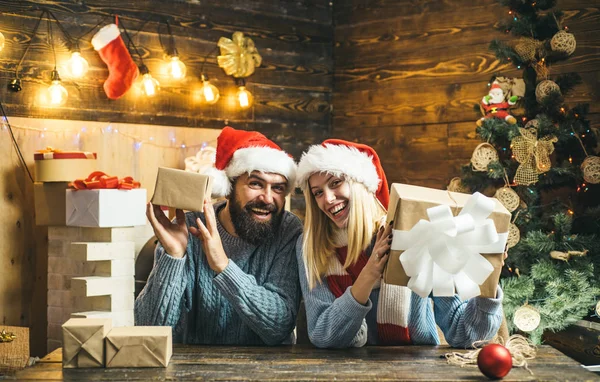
[{"left": 455, "top": 0, "right": 600, "bottom": 344}]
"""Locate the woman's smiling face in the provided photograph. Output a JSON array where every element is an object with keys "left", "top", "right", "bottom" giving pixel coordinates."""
[{"left": 308, "top": 172, "right": 351, "bottom": 228}]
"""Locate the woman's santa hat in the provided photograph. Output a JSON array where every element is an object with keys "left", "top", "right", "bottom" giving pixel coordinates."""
[
  {"left": 204, "top": 126, "right": 297, "bottom": 197},
  {"left": 296, "top": 139, "right": 389, "bottom": 208}
]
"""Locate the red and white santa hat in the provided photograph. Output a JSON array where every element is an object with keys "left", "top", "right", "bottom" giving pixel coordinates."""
[
  {"left": 204, "top": 126, "right": 297, "bottom": 197},
  {"left": 296, "top": 139, "right": 389, "bottom": 209}
]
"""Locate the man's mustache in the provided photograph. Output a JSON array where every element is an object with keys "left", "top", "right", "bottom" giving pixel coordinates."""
[{"left": 245, "top": 200, "right": 277, "bottom": 213}]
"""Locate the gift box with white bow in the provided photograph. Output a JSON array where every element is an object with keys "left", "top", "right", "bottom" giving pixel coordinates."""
[{"left": 384, "top": 184, "right": 511, "bottom": 300}]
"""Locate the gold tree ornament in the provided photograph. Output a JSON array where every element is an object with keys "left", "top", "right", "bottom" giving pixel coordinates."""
[
  {"left": 495, "top": 187, "right": 520, "bottom": 212},
  {"left": 507, "top": 223, "right": 520, "bottom": 248},
  {"left": 596, "top": 301, "right": 600, "bottom": 316},
  {"left": 513, "top": 305, "right": 541, "bottom": 332},
  {"left": 535, "top": 80, "right": 561, "bottom": 102},
  {"left": 471, "top": 143, "right": 499, "bottom": 172},
  {"left": 581, "top": 156, "right": 600, "bottom": 184},
  {"left": 217, "top": 32, "right": 262, "bottom": 78},
  {"left": 550, "top": 30, "right": 576, "bottom": 56},
  {"left": 512, "top": 126, "right": 557, "bottom": 185},
  {"left": 550, "top": 249, "right": 588, "bottom": 262},
  {"left": 514, "top": 37, "right": 544, "bottom": 62}
]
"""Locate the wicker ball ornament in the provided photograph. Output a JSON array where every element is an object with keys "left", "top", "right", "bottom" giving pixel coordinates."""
[
  {"left": 471, "top": 143, "right": 499, "bottom": 172},
  {"left": 495, "top": 187, "right": 520, "bottom": 212},
  {"left": 551, "top": 30, "right": 576, "bottom": 56},
  {"left": 507, "top": 223, "right": 520, "bottom": 249},
  {"left": 447, "top": 177, "right": 470, "bottom": 193},
  {"left": 513, "top": 305, "right": 541, "bottom": 332},
  {"left": 581, "top": 156, "right": 600, "bottom": 184},
  {"left": 535, "top": 80, "right": 561, "bottom": 102}
]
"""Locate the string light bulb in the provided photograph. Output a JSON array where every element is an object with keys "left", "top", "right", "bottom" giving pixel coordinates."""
[
  {"left": 139, "top": 65, "right": 159, "bottom": 97},
  {"left": 236, "top": 85, "right": 253, "bottom": 109},
  {"left": 46, "top": 70, "right": 68, "bottom": 106},
  {"left": 66, "top": 48, "right": 89, "bottom": 79},
  {"left": 166, "top": 54, "right": 186, "bottom": 80},
  {"left": 198, "top": 74, "right": 219, "bottom": 104},
  {"left": 0, "top": 31, "right": 5, "bottom": 52}
]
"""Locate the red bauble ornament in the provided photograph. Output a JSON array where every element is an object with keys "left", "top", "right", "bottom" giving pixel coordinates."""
[{"left": 477, "top": 344, "right": 512, "bottom": 379}]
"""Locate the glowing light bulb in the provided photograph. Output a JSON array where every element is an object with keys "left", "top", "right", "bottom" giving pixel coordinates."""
[
  {"left": 167, "top": 55, "right": 186, "bottom": 80},
  {"left": 0, "top": 31, "right": 5, "bottom": 52},
  {"left": 141, "top": 73, "right": 159, "bottom": 97},
  {"left": 197, "top": 75, "right": 220, "bottom": 104},
  {"left": 46, "top": 70, "right": 68, "bottom": 106},
  {"left": 236, "top": 86, "right": 253, "bottom": 109},
  {"left": 66, "top": 51, "right": 89, "bottom": 78}
]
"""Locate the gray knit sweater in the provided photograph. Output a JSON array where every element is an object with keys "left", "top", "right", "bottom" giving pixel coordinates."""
[
  {"left": 296, "top": 235, "right": 504, "bottom": 348},
  {"left": 135, "top": 201, "right": 303, "bottom": 345}
]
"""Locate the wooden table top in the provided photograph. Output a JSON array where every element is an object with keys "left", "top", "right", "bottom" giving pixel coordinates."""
[{"left": 9, "top": 344, "right": 600, "bottom": 381}]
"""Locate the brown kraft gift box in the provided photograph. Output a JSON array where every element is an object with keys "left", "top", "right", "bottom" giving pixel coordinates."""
[
  {"left": 105, "top": 326, "right": 172, "bottom": 368},
  {"left": 383, "top": 183, "right": 511, "bottom": 298},
  {"left": 33, "top": 182, "right": 69, "bottom": 226},
  {"left": 0, "top": 326, "right": 29, "bottom": 373},
  {"left": 62, "top": 318, "right": 112, "bottom": 368},
  {"left": 151, "top": 167, "right": 213, "bottom": 212}
]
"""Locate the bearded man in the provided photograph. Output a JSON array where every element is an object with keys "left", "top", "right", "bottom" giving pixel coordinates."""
[{"left": 135, "top": 127, "right": 302, "bottom": 345}]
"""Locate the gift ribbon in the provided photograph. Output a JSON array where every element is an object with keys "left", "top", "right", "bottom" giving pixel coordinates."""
[
  {"left": 69, "top": 171, "right": 141, "bottom": 190},
  {"left": 35, "top": 146, "right": 96, "bottom": 160},
  {"left": 390, "top": 192, "right": 508, "bottom": 300}
]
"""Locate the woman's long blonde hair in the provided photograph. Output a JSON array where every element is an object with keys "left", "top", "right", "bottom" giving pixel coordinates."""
[{"left": 302, "top": 177, "right": 386, "bottom": 289}]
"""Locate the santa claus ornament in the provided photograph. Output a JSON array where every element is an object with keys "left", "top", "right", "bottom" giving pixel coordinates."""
[
  {"left": 477, "top": 81, "right": 518, "bottom": 127},
  {"left": 92, "top": 24, "right": 139, "bottom": 99}
]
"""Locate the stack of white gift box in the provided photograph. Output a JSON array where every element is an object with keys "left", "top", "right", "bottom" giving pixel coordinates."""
[{"left": 33, "top": 149, "right": 148, "bottom": 352}]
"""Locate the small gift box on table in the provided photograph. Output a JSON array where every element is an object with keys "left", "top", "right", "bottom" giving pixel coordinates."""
[
  {"left": 151, "top": 167, "right": 212, "bottom": 212},
  {"left": 105, "top": 326, "right": 172, "bottom": 368},
  {"left": 66, "top": 172, "right": 146, "bottom": 227},
  {"left": 0, "top": 326, "right": 29, "bottom": 373},
  {"left": 62, "top": 318, "right": 112, "bottom": 368},
  {"left": 384, "top": 184, "right": 511, "bottom": 300},
  {"left": 34, "top": 182, "right": 69, "bottom": 225},
  {"left": 34, "top": 147, "right": 97, "bottom": 182}
]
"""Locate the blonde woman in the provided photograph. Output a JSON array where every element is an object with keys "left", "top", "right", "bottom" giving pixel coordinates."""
[{"left": 295, "top": 139, "right": 504, "bottom": 348}]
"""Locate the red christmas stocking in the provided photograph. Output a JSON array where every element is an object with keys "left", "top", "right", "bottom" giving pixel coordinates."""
[{"left": 91, "top": 24, "right": 139, "bottom": 99}]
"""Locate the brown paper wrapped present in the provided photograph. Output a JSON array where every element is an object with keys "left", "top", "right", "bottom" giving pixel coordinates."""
[
  {"left": 105, "top": 326, "right": 172, "bottom": 368},
  {"left": 62, "top": 318, "right": 112, "bottom": 368},
  {"left": 0, "top": 326, "right": 29, "bottom": 373},
  {"left": 34, "top": 182, "right": 69, "bottom": 226},
  {"left": 384, "top": 184, "right": 511, "bottom": 299},
  {"left": 151, "top": 167, "right": 212, "bottom": 212}
]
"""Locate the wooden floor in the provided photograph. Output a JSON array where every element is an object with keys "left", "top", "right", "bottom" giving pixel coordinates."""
[{"left": 6, "top": 344, "right": 600, "bottom": 381}]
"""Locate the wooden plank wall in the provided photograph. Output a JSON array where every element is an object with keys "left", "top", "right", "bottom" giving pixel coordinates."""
[
  {"left": 0, "top": 0, "right": 332, "bottom": 356},
  {"left": 333, "top": 0, "right": 600, "bottom": 189}
]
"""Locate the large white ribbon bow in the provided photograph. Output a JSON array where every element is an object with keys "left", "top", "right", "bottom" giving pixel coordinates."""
[{"left": 390, "top": 192, "right": 508, "bottom": 300}]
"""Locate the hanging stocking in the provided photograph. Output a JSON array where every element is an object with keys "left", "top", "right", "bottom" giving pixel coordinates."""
[{"left": 91, "top": 24, "right": 139, "bottom": 99}]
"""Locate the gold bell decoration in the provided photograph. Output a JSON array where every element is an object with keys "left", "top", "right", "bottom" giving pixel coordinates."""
[
  {"left": 535, "top": 79, "right": 561, "bottom": 102},
  {"left": 581, "top": 156, "right": 600, "bottom": 184},
  {"left": 514, "top": 37, "right": 544, "bottom": 63},
  {"left": 550, "top": 30, "right": 576, "bottom": 56},
  {"left": 217, "top": 32, "right": 262, "bottom": 78},
  {"left": 513, "top": 304, "right": 541, "bottom": 332},
  {"left": 471, "top": 143, "right": 499, "bottom": 172},
  {"left": 511, "top": 124, "right": 557, "bottom": 185}
]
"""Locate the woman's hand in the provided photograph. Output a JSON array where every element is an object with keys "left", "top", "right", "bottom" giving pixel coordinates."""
[{"left": 351, "top": 221, "right": 393, "bottom": 305}]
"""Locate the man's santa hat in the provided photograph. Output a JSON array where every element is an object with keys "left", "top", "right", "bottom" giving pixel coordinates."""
[
  {"left": 296, "top": 139, "right": 389, "bottom": 209},
  {"left": 204, "top": 126, "right": 297, "bottom": 197}
]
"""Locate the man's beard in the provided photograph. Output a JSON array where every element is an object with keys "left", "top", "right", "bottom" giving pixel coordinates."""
[{"left": 228, "top": 192, "right": 284, "bottom": 246}]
